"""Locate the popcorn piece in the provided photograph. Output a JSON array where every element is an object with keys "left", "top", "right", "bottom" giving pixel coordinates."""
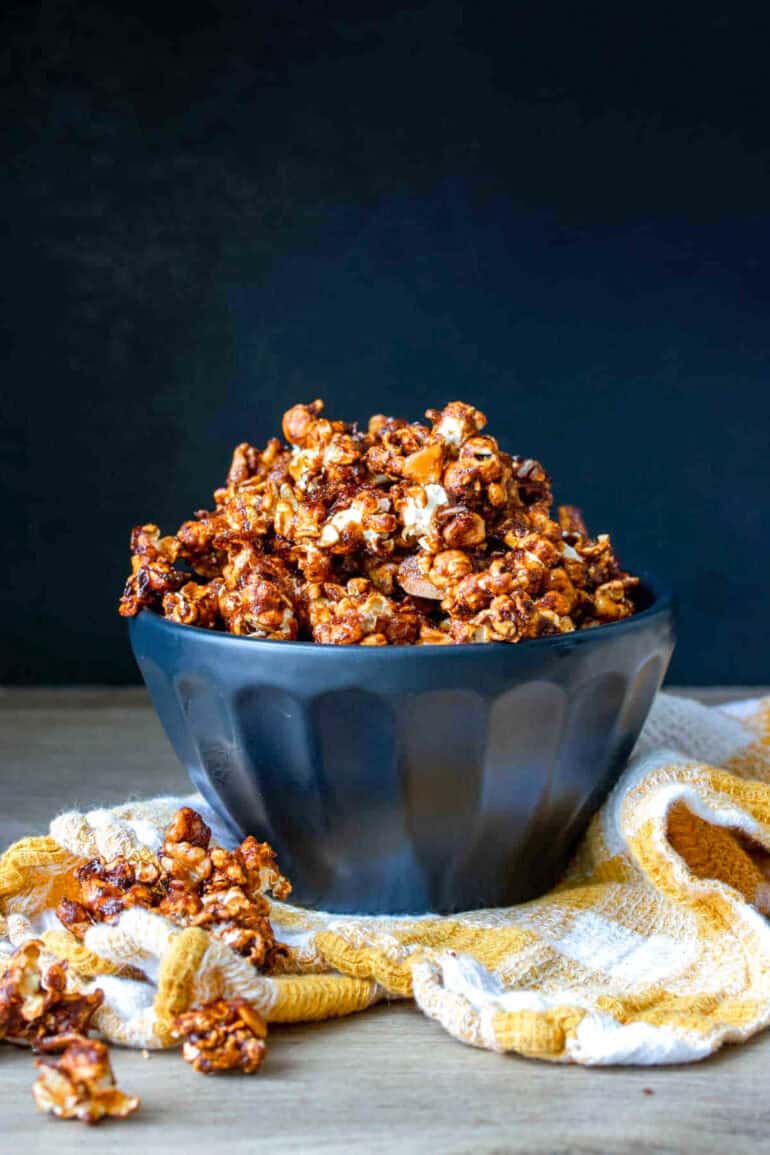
[
  {"left": 396, "top": 483, "right": 450, "bottom": 551},
  {"left": 282, "top": 399, "right": 367, "bottom": 499},
  {"left": 162, "top": 580, "right": 222, "bottom": 629},
  {"left": 593, "top": 577, "right": 639, "bottom": 622},
  {"left": 232, "top": 835, "right": 292, "bottom": 902},
  {"left": 273, "top": 482, "right": 327, "bottom": 542},
  {"left": 510, "top": 456, "right": 553, "bottom": 512},
  {"left": 160, "top": 807, "right": 213, "bottom": 888},
  {"left": 305, "top": 579, "right": 423, "bottom": 646},
  {"left": 366, "top": 417, "right": 444, "bottom": 485},
  {"left": 363, "top": 557, "right": 402, "bottom": 595},
  {"left": 225, "top": 439, "right": 289, "bottom": 489},
  {"left": 0, "top": 941, "right": 103, "bottom": 1048},
  {"left": 421, "top": 549, "right": 475, "bottom": 592},
  {"left": 318, "top": 490, "right": 397, "bottom": 555},
  {"left": 55, "top": 899, "right": 94, "bottom": 940},
  {"left": 427, "top": 400, "right": 487, "bottom": 447},
  {"left": 33, "top": 1039, "right": 139, "bottom": 1124},
  {"left": 175, "top": 514, "right": 227, "bottom": 579},
  {"left": 218, "top": 548, "right": 299, "bottom": 640},
  {"left": 439, "top": 507, "right": 486, "bottom": 549},
  {"left": 27, "top": 986, "right": 105, "bottom": 1050},
  {"left": 282, "top": 399, "right": 325, "bottom": 447},
  {"left": 118, "top": 557, "right": 186, "bottom": 618},
  {"left": 442, "top": 435, "right": 514, "bottom": 513},
  {"left": 118, "top": 523, "right": 187, "bottom": 617},
  {"left": 449, "top": 589, "right": 570, "bottom": 644},
  {"left": 127, "top": 523, "right": 180, "bottom": 564},
  {"left": 0, "top": 941, "right": 50, "bottom": 1029},
  {"left": 60, "top": 857, "right": 164, "bottom": 929},
  {"left": 165, "top": 805, "right": 212, "bottom": 848},
  {"left": 172, "top": 998, "right": 267, "bottom": 1075},
  {"left": 172, "top": 835, "right": 291, "bottom": 969}
]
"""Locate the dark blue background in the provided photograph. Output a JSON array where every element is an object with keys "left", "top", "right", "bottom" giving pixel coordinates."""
[{"left": 2, "top": 3, "right": 768, "bottom": 683}]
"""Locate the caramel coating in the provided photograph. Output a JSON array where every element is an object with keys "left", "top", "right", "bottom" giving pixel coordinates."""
[
  {"left": 33, "top": 1038, "right": 139, "bottom": 1123},
  {"left": 55, "top": 807, "right": 291, "bottom": 972},
  {"left": 119, "top": 400, "right": 639, "bottom": 644},
  {"left": 304, "top": 578, "right": 422, "bottom": 646},
  {"left": 0, "top": 941, "right": 103, "bottom": 1048},
  {"left": 2, "top": 945, "right": 138, "bottom": 1126},
  {"left": 172, "top": 997, "right": 267, "bottom": 1075},
  {"left": 162, "top": 580, "right": 222, "bottom": 629}
]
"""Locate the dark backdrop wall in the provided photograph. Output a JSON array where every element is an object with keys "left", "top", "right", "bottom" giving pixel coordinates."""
[{"left": 2, "top": 3, "right": 769, "bottom": 684}]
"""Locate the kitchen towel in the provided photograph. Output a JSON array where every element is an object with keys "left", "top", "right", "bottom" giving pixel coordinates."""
[{"left": 2, "top": 692, "right": 770, "bottom": 1065}]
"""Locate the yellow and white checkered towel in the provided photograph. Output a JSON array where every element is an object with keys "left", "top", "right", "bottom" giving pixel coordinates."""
[{"left": 2, "top": 692, "right": 770, "bottom": 1066}]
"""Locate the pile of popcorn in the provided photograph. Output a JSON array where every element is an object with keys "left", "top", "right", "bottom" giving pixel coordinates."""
[
  {"left": 57, "top": 806, "right": 291, "bottom": 969},
  {"left": 0, "top": 808, "right": 289, "bottom": 1124},
  {"left": 119, "top": 400, "right": 639, "bottom": 643}
]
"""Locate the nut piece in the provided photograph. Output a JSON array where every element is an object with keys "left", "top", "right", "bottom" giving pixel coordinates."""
[
  {"left": 172, "top": 998, "right": 267, "bottom": 1075},
  {"left": 33, "top": 1038, "right": 139, "bottom": 1124},
  {"left": 397, "top": 555, "right": 443, "bottom": 600}
]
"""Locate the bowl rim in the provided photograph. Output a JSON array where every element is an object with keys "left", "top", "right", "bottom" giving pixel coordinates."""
[{"left": 130, "top": 572, "right": 674, "bottom": 658}]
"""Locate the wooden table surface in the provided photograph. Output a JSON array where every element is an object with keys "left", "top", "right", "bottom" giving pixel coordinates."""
[{"left": 1, "top": 686, "right": 769, "bottom": 1155}]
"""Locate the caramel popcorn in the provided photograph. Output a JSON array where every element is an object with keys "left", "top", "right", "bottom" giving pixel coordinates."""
[
  {"left": 0, "top": 941, "right": 103, "bottom": 1049},
  {"left": 171, "top": 998, "right": 267, "bottom": 1075},
  {"left": 56, "top": 807, "right": 291, "bottom": 972},
  {"left": 33, "top": 1038, "right": 139, "bottom": 1124},
  {"left": 119, "top": 400, "right": 639, "bottom": 643}
]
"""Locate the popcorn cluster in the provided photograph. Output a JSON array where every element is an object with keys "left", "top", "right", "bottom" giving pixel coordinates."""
[
  {"left": 171, "top": 998, "right": 268, "bottom": 1075},
  {"left": 119, "top": 400, "right": 638, "bottom": 644},
  {"left": 57, "top": 806, "right": 292, "bottom": 970},
  {"left": 0, "top": 941, "right": 103, "bottom": 1050},
  {"left": 0, "top": 807, "right": 291, "bottom": 1124},
  {"left": 0, "top": 940, "right": 137, "bottom": 1124}
]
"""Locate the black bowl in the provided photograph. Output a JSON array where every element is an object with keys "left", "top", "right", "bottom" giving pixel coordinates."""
[{"left": 129, "top": 577, "right": 674, "bottom": 915}]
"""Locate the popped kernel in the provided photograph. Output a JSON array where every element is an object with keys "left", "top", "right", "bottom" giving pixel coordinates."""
[
  {"left": 172, "top": 997, "right": 267, "bottom": 1075},
  {"left": 0, "top": 941, "right": 104, "bottom": 1053},
  {"left": 33, "top": 1038, "right": 139, "bottom": 1124}
]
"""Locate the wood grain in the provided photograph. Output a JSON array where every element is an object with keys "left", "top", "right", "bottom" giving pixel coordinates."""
[{"left": 1, "top": 687, "right": 768, "bottom": 1154}]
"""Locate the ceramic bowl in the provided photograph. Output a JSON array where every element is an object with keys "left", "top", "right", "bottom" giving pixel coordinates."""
[{"left": 129, "top": 577, "right": 674, "bottom": 914}]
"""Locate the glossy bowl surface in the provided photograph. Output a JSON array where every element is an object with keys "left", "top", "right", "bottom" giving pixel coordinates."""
[{"left": 129, "top": 577, "right": 674, "bottom": 914}]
